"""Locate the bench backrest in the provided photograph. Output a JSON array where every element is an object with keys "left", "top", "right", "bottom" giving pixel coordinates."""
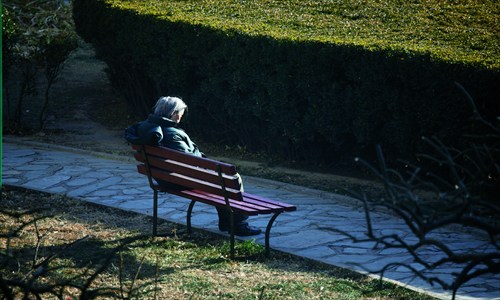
[{"left": 132, "top": 144, "right": 243, "bottom": 201}]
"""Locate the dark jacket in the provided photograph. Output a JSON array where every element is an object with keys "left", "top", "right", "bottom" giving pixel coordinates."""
[{"left": 125, "top": 114, "right": 203, "bottom": 157}]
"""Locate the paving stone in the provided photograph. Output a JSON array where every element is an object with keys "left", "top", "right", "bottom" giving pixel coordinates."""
[
  {"left": 109, "top": 195, "right": 136, "bottom": 201},
  {"left": 2, "top": 170, "right": 22, "bottom": 175},
  {"left": 122, "top": 188, "right": 145, "bottom": 195},
  {"left": 117, "top": 199, "right": 152, "bottom": 210},
  {"left": 66, "top": 176, "right": 122, "bottom": 197},
  {"left": 22, "top": 170, "right": 48, "bottom": 181},
  {"left": 56, "top": 165, "right": 92, "bottom": 176},
  {"left": 2, "top": 156, "right": 35, "bottom": 167},
  {"left": 292, "top": 245, "right": 337, "bottom": 260},
  {"left": 90, "top": 189, "right": 118, "bottom": 197},
  {"left": 189, "top": 212, "right": 218, "bottom": 227},
  {"left": 271, "top": 229, "right": 339, "bottom": 249},
  {"left": 4, "top": 148, "right": 35, "bottom": 157},
  {"left": 329, "top": 240, "right": 378, "bottom": 253},
  {"left": 2, "top": 177, "right": 22, "bottom": 184},
  {"left": 321, "top": 253, "right": 388, "bottom": 270},
  {"left": 378, "top": 247, "right": 411, "bottom": 255},
  {"left": 47, "top": 186, "right": 69, "bottom": 194},
  {"left": 66, "top": 178, "right": 98, "bottom": 186},
  {"left": 27, "top": 174, "right": 71, "bottom": 190},
  {"left": 80, "top": 172, "right": 115, "bottom": 179},
  {"left": 17, "top": 164, "right": 52, "bottom": 171}
]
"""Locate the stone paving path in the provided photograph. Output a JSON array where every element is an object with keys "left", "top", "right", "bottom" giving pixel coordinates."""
[{"left": 2, "top": 140, "right": 499, "bottom": 300}]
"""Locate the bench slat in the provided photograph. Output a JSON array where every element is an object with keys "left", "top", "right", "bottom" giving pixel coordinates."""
[
  {"left": 137, "top": 165, "right": 243, "bottom": 200},
  {"left": 239, "top": 196, "right": 288, "bottom": 211},
  {"left": 134, "top": 153, "right": 241, "bottom": 190},
  {"left": 243, "top": 193, "right": 297, "bottom": 212},
  {"left": 170, "top": 190, "right": 260, "bottom": 215},
  {"left": 133, "top": 144, "right": 237, "bottom": 175},
  {"left": 182, "top": 190, "right": 279, "bottom": 214}
]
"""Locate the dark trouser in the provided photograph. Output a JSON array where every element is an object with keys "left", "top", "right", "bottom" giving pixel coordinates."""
[{"left": 216, "top": 207, "right": 248, "bottom": 228}]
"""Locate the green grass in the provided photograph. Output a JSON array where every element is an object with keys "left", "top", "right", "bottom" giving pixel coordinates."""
[
  {"left": 1, "top": 186, "right": 435, "bottom": 299},
  {"left": 109, "top": 0, "right": 499, "bottom": 70}
]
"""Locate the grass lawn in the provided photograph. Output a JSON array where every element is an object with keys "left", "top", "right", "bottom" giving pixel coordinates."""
[{"left": 0, "top": 186, "right": 435, "bottom": 299}]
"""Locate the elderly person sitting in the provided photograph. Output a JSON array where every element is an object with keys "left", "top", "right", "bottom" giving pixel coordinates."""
[{"left": 126, "top": 96, "right": 261, "bottom": 236}]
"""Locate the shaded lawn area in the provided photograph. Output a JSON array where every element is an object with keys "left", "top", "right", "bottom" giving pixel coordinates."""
[{"left": 0, "top": 186, "right": 435, "bottom": 299}]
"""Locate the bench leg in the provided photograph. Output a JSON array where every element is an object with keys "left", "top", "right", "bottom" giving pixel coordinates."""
[
  {"left": 186, "top": 202, "right": 235, "bottom": 259},
  {"left": 153, "top": 190, "right": 158, "bottom": 236},
  {"left": 230, "top": 212, "right": 235, "bottom": 259},
  {"left": 187, "top": 200, "right": 196, "bottom": 234},
  {"left": 265, "top": 212, "right": 282, "bottom": 257}
]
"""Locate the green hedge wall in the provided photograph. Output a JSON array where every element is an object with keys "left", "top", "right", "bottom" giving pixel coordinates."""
[{"left": 73, "top": 0, "right": 499, "bottom": 166}]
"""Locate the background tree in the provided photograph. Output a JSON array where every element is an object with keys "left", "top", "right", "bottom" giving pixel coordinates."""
[
  {"left": 336, "top": 83, "right": 499, "bottom": 300},
  {"left": 2, "top": 0, "right": 77, "bottom": 133}
]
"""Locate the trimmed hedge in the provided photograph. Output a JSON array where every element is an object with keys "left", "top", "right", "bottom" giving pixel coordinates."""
[
  {"left": 73, "top": 0, "right": 499, "bottom": 166},
  {"left": 89, "top": 0, "right": 500, "bottom": 71}
]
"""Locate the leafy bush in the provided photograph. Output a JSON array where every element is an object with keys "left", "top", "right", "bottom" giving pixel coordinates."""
[
  {"left": 2, "top": 0, "right": 78, "bottom": 132},
  {"left": 73, "top": 0, "right": 499, "bottom": 167},
  {"left": 106, "top": 0, "right": 500, "bottom": 70}
]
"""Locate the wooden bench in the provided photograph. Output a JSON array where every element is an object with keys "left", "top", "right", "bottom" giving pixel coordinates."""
[{"left": 131, "top": 144, "right": 296, "bottom": 257}]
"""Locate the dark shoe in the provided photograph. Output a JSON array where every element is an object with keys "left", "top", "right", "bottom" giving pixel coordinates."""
[
  {"left": 234, "top": 225, "right": 261, "bottom": 236},
  {"left": 218, "top": 221, "right": 235, "bottom": 232},
  {"left": 219, "top": 224, "right": 262, "bottom": 236}
]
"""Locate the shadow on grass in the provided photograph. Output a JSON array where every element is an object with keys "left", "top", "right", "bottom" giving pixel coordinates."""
[{"left": 1, "top": 185, "right": 431, "bottom": 300}]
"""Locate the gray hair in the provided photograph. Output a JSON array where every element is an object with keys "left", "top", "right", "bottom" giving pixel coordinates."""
[{"left": 153, "top": 96, "right": 187, "bottom": 119}]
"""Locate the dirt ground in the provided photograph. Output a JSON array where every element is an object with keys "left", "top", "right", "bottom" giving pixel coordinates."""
[{"left": 3, "top": 41, "right": 383, "bottom": 197}]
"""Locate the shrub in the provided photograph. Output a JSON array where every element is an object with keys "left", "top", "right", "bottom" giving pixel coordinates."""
[
  {"left": 2, "top": 0, "right": 78, "bottom": 132},
  {"left": 73, "top": 0, "right": 499, "bottom": 167}
]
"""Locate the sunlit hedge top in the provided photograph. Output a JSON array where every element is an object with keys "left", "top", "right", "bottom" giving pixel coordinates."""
[{"left": 107, "top": 0, "right": 499, "bottom": 70}]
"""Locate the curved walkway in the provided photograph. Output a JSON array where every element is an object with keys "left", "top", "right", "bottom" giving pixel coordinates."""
[{"left": 2, "top": 139, "right": 498, "bottom": 300}]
